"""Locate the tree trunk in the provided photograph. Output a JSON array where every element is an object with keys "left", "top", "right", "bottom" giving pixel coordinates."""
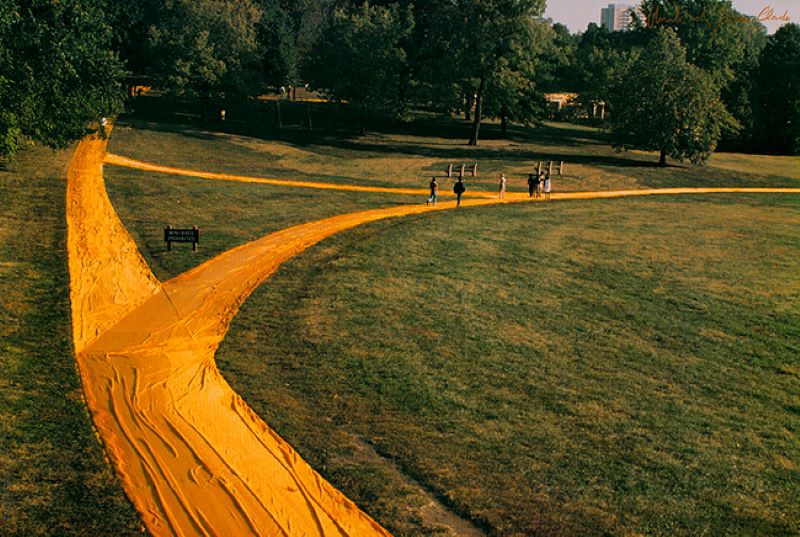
[
  {"left": 469, "top": 78, "right": 485, "bottom": 146},
  {"left": 500, "top": 110, "right": 508, "bottom": 139},
  {"left": 659, "top": 149, "right": 667, "bottom": 166},
  {"left": 200, "top": 97, "right": 208, "bottom": 123}
]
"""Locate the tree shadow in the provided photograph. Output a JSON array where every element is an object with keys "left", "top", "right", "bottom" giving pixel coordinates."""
[{"left": 119, "top": 95, "right": 798, "bottom": 189}]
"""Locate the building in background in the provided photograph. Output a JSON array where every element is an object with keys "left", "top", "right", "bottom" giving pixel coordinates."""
[{"left": 601, "top": 3, "right": 637, "bottom": 31}]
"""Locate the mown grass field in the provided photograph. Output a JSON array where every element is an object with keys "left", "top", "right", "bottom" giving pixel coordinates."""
[
  {"left": 0, "top": 147, "right": 142, "bottom": 535},
  {"left": 105, "top": 165, "right": 413, "bottom": 281},
  {"left": 110, "top": 96, "right": 800, "bottom": 197},
  {"left": 104, "top": 104, "right": 799, "bottom": 536},
  {"left": 3, "top": 96, "right": 797, "bottom": 536},
  {"left": 211, "top": 195, "right": 799, "bottom": 536}
]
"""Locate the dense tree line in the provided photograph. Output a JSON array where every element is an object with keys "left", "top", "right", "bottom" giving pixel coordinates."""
[
  {"left": 546, "top": 2, "right": 799, "bottom": 162},
  {"left": 0, "top": 0, "right": 798, "bottom": 159}
]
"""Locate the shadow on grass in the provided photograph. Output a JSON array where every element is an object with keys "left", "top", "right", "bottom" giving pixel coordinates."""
[
  {"left": 123, "top": 95, "right": 616, "bottom": 153},
  {"left": 119, "top": 95, "right": 799, "bottom": 189}
]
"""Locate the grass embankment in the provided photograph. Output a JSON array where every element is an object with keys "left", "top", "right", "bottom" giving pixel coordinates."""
[
  {"left": 110, "top": 95, "right": 800, "bottom": 195},
  {"left": 214, "top": 195, "right": 799, "bottom": 536},
  {"left": 0, "top": 147, "right": 141, "bottom": 534}
]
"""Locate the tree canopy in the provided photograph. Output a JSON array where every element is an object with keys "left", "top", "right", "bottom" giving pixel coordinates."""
[
  {"left": 0, "top": 0, "right": 124, "bottom": 157},
  {"left": 436, "top": 0, "right": 547, "bottom": 145},
  {"left": 147, "top": 0, "right": 262, "bottom": 102},
  {"left": 609, "top": 28, "right": 734, "bottom": 165},
  {"left": 756, "top": 23, "right": 800, "bottom": 153},
  {"left": 1, "top": 0, "right": 797, "bottom": 158},
  {"left": 308, "top": 3, "right": 413, "bottom": 132}
]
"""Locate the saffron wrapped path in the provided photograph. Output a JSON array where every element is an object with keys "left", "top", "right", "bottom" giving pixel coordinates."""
[{"left": 69, "top": 134, "right": 799, "bottom": 536}]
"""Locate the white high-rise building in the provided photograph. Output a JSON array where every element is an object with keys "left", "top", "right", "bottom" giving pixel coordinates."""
[{"left": 601, "top": 3, "right": 635, "bottom": 31}]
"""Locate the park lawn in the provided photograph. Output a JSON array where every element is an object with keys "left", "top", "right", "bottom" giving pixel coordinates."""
[
  {"left": 0, "top": 146, "right": 142, "bottom": 535},
  {"left": 105, "top": 166, "right": 414, "bottom": 281},
  {"left": 108, "top": 97, "right": 800, "bottom": 198},
  {"left": 104, "top": 116, "right": 800, "bottom": 535},
  {"left": 210, "top": 195, "right": 799, "bottom": 536}
]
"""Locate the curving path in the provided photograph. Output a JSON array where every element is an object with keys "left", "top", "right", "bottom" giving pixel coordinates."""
[
  {"left": 70, "top": 135, "right": 799, "bottom": 536},
  {"left": 105, "top": 152, "right": 483, "bottom": 197}
]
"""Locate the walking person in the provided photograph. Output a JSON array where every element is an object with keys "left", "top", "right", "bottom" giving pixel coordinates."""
[
  {"left": 427, "top": 176, "right": 439, "bottom": 206},
  {"left": 527, "top": 173, "right": 536, "bottom": 198},
  {"left": 99, "top": 116, "right": 108, "bottom": 139},
  {"left": 499, "top": 173, "right": 507, "bottom": 199},
  {"left": 544, "top": 171, "right": 552, "bottom": 200},
  {"left": 454, "top": 176, "right": 466, "bottom": 207}
]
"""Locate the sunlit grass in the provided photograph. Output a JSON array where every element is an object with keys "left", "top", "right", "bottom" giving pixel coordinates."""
[
  {"left": 108, "top": 99, "right": 799, "bottom": 198},
  {"left": 215, "top": 195, "right": 799, "bottom": 536},
  {"left": 103, "top": 106, "right": 800, "bottom": 535},
  {"left": 0, "top": 146, "right": 141, "bottom": 535}
]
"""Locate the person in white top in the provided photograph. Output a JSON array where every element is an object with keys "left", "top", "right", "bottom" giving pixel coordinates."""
[
  {"left": 498, "top": 173, "right": 507, "bottom": 199},
  {"left": 544, "top": 171, "right": 552, "bottom": 200}
]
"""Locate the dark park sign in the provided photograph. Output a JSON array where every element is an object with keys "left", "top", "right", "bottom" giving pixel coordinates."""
[{"left": 164, "top": 225, "right": 199, "bottom": 252}]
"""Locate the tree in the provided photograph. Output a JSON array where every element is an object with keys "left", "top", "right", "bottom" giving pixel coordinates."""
[
  {"left": 448, "top": 0, "right": 547, "bottom": 145},
  {"left": 147, "top": 0, "right": 262, "bottom": 114},
  {"left": 257, "top": 0, "right": 298, "bottom": 88},
  {"left": 640, "top": 0, "right": 762, "bottom": 86},
  {"left": 721, "top": 21, "right": 767, "bottom": 147},
  {"left": 640, "top": 1, "right": 768, "bottom": 150},
  {"left": 386, "top": 0, "right": 550, "bottom": 142},
  {"left": 609, "top": 28, "right": 735, "bottom": 166},
  {"left": 102, "top": 0, "right": 161, "bottom": 75},
  {"left": 256, "top": 0, "right": 328, "bottom": 90},
  {"left": 0, "top": 0, "right": 124, "bottom": 158},
  {"left": 481, "top": 20, "right": 550, "bottom": 138},
  {"left": 538, "top": 22, "right": 579, "bottom": 93},
  {"left": 307, "top": 3, "right": 413, "bottom": 133},
  {"left": 756, "top": 24, "right": 800, "bottom": 154}
]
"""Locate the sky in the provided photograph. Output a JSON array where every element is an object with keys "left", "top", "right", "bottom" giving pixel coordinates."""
[{"left": 544, "top": 0, "right": 795, "bottom": 33}]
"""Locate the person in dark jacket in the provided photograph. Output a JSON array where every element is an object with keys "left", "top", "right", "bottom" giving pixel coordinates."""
[
  {"left": 454, "top": 177, "right": 466, "bottom": 207},
  {"left": 527, "top": 173, "right": 536, "bottom": 198}
]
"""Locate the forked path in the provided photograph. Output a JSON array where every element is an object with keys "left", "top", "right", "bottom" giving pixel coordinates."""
[{"left": 69, "top": 135, "right": 798, "bottom": 536}]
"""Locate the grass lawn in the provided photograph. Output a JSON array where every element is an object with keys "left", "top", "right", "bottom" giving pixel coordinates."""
[
  {"left": 0, "top": 146, "right": 141, "bottom": 535},
  {"left": 213, "top": 195, "right": 799, "bottom": 536},
  {"left": 102, "top": 106, "right": 799, "bottom": 535},
  {"left": 105, "top": 166, "right": 414, "bottom": 281},
  {"left": 109, "top": 96, "right": 800, "bottom": 197}
]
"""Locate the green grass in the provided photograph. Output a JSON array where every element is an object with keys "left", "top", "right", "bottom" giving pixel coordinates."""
[
  {"left": 3, "top": 98, "right": 796, "bottom": 536},
  {"left": 105, "top": 166, "right": 414, "bottom": 281},
  {"left": 102, "top": 107, "right": 800, "bottom": 535},
  {"left": 0, "top": 147, "right": 142, "bottom": 535},
  {"left": 109, "top": 97, "right": 799, "bottom": 198},
  {"left": 213, "top": 195, "right": 799, "bottom": 536}
]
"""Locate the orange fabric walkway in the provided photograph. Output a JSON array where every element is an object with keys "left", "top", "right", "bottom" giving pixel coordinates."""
[
  {"left": 105, "top": 152, "right": 482, "bottom": 197},
  {"left": 69, "top": 136, "right": 798, "bottom": 536}
]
